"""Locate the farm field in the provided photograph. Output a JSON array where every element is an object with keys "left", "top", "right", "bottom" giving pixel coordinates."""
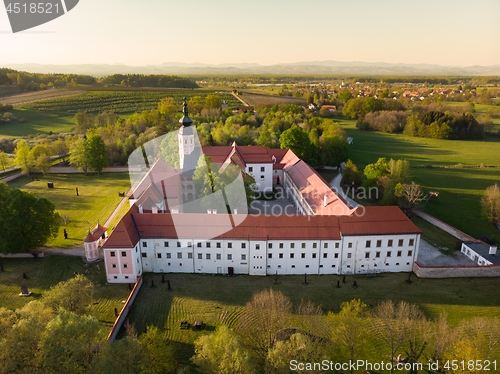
[
  {"left": 21, "top": 90, "right": 241, "bottom": 113},
  {"left": 7, "top": 173, "right": 131, "bottom": 247},
  {"left": 339, "top": 119, "right": 500, "bottom": 243},
  {"left": 0, "top": 108, "right": 74, "bottom": 138},
  {"left": 0, "top": 89, "right": 81, "bottom": 105},
  {"left": 0, "top": 255, "right": 131, "bottom": 329},
  {"left": 124, "top": 272, "right": 500, "bottom": 367},
  {"left": 240, "top": 91, "right": 306, "bottom": 107}
]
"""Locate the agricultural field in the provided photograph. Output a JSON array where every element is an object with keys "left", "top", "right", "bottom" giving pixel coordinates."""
[
  {"left": 7, "top": 173, "right": 131, "bottom": 247},
  {"left": 21, "top": 90, "right": 241, "bottom": 113},
  {"left": 0, "top": 89, "right": 81, "bottom": 106},
  {"left": 124, "top": 272, "right": 500, "bottom": 366},
  {"left": 340, "top": 119, "right": 500, "bottom": 243},
  {"left": 0, "top": 108, "right": 74, "bottom": 138},
  {"left": 240, "top": 91, "right": 306, "bottom": 107},
  {"left": 0, "top": 255, "right": 131, "bottom": 329}
]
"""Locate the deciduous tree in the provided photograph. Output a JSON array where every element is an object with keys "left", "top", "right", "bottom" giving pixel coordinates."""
[
  {"left": 14, "top": 140, "right": 34, "bottom": 177},
  {"left": 481, "top": 184, "right": 500, "bottom": 224}
]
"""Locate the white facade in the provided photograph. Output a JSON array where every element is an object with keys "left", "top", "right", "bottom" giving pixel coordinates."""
[
  {"left": 246, "top": 163, "right": 273, "bottom": 192},
  {"left": 461, "top": 243, "right": 498, "bottom": 266},
  {"left": 104, "top": 233, "right": 420, "bottom": 282},
  {"left": 104, "top": 244, "right": 143, "bottom": 284}
]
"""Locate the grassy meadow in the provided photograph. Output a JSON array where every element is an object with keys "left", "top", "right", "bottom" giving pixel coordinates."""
[
  {"left": 339, "top": 119, "right": 500, "bottom": 243},
  {"left": 7, "top": 173, "right": 131, "bottom": 247},
  {"left": 0, "top": 108, "right": 74, "bottom": 138},
  {"left": 124, "top": 272, "right": 500, "bottom": 367},
  {"left": 0, "top": 255, "right": 131, "bottom": 328}
]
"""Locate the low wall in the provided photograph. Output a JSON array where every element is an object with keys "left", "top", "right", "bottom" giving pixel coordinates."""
[
  {"left": 414, "top": 262, "right": 500, "bottom": 278},
  {"left": 413, "top": 210, "right": 475, "bottom": 242},
  {"left": 46, "top": 166, "right": 143, "bottom": 174},
  {"left": 107, "top": 276, "right": 143, "bottom": 342},
  {"left": 0, "top": 252, "right": 44, "bottom": 258}
]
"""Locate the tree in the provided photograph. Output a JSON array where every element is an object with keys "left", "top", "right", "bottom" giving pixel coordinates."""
[
  {"left": 139, "top": 326, "right": 176, "bottom": 374},
  {"left": 204, "top": 94, "right": 222, "bottom": 109},
  {"left": 481, "top": 184, "right": 500, "bottom": 224},
  {"left": 372, "top": 301, "right": 424, "bottom": 374},
  {"left": 0, "top": 151, "right": 8, "bottom": 173},
  {"left": 70, "top": 137, "right": 90, "bottom": 174},
  {"left": 14, "top": 140, "right": 34, "bottom": 177},
  {"left": 192, "top": 326, "right": 256, "bottom": 374},
  {"left": 0, "top": 183, "right": 61, "bottom": 254},
  {"left": 279, "top": 126, "right": 313, "bottom": 164},
  {"left": 35, "top": 154, "right": 52, "bottom": 175},
  {"left": 395, "top": 181, "right": 426, "bottom": 211},
  {"left": 320, "top": 134, "right": 349, "bottom": 169},
  {"left": 52, "top": 138, "right": 69, "bottom": 161},
  {"left": 331, "top": 299, "right": 369, "bottom": 370},
  {"left": 86, "top": 133, "right": 108, "bottom": 174},
  {"left": 363, "top": 157, "right": 388, "bottom": 182},
  {"left": 41, "top": 311, "right": 104, "bottom": 374},
  {"left": 237, "top": 289, "right": 292, "bottom": 361},
  {"left": 338, "top": 89, "right": 353, "bottom": 102},
  {"left": 91, "top": 337, "right": 144, "bottom": 374},
  {"left": 42, "top": 274, "right": 94, "bottom": 315},
  {"left": 157, "top": 97, "right": 177, "bottom": 118}
]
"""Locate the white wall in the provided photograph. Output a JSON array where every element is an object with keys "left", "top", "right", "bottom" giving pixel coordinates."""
[{"left": 246, "top": 163, "right": 273, "bottom": 192}]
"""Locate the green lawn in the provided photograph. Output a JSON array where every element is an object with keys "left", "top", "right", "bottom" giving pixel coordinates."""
[
  {"left": 411, "top": 215, "right": 458, "bottom": 253},
  {"left": 0, "top": 108, "right": 74, "bottom": 138},
  {"left": 7, "top": 173, "right": 131, "bottom": 247},
  {"left": 0, "top": 255, "right": 131, "bottom": 328},
  {"left": 339, "top": 119, "right": 500, "bottom": 242},
  {"left": 125, "top": 272, "right": 500, "bottom": 366}
]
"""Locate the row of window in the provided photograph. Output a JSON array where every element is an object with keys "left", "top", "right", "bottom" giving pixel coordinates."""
[
  {"left": 143, "top": 252, "right": 248, "bottom": 261},
  {"left": 363, "top": 250, "right": 413, "bottom": 259},
  {"left": 142, "top": 241, "right": 344, "bottom": 249},
  {"left": 248, "top": 166, "right": 266, "bottom": 172},
  {"left": 363, "top": 238, "right": 415, "bottom": 248}
]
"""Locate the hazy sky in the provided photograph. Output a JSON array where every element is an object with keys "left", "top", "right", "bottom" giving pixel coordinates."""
[{"left": 1, "top": 0, "right": 499, "bottom": 66}]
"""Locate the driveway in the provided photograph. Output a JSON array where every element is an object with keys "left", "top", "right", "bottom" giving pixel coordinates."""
[{"left": 417, "top": 239, "right": 476, "bottom": 266}]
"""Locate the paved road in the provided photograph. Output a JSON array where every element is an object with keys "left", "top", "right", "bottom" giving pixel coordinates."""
[
  {"left": 328, "top": 167, "right": 363, "bottom": 208},
  {"left": 417, "top": 239, "right": 476, "bottom": 266}
]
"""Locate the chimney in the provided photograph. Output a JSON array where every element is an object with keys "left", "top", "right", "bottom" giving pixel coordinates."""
[
  {"left": 234, "top": 208, "right": 238, "bottom": 215},
  {"left": 152, "top": 206, "right": 158, "bottom": 214},
  {"left": 323, "top": 195, "right": 327, "bottom": 207},
  {"left": 138, "top": 204, "right": 143, "bottom": 214},
  {"left": 212, "top": 209, "right": 217, "bottom": 214},
  {"left": 489, "top": 246, "right": 497, "bottom": 255},
  {"left": 207, "top": 209, "right": 212, "bottom": 214}
]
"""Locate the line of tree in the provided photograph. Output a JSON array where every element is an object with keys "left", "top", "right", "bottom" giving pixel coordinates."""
[{"left": 98, "top": 74, "right": 199, "bottom": 88}]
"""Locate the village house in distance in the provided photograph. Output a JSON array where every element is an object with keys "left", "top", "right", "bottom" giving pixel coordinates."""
[{"left": 97, "top": 102, "right": 422, "bottom": 283}]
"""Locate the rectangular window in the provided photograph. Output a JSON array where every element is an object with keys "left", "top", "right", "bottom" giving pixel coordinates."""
[
  {"left": 301, "top": 253, "right": 306, "bottom": 258},
  {"left": 112, "top": 264, "right": 116, "bottom": 268},
  {"left": 164, "top": 242, "right": 169, "bottom": 247},
  {"left": 110, "top": 251, "right": 115, "bottom": 257},
  {"left": 197, "top": 253, "right": 202, "bottom": 259},
  {"left": 398, "top": 239, "right": 404, "bottom": 247},
  {"left": 166, "top": 253, "right": 171, "bottom": 259},
  {"left": 241, "top": 254, "right": 246, "bottom": 260},
  {"left": 216, "top": 254, "right": 221, "bottom": 260},
  {"left": 256, "top": 244, "right": 260, "bottom": 250},
  {"left": 324, "top": 243, "right": 328, "bottom": 248},
  {"left": 279, "top": 253, "right": 283, "bottom": 259},
  {"left": 123, "top": 264, "right": 128, "bottom": 268},
  {"left": 249, "top": 167, "right": 253, "bottom": 172},
  {"left": 197, "top": 242, "right": 202, "bottom": 248},
  {"left": 302, "top": 243, "right": 306, "bottom": 248},
  {"left": 142, "top": 242, "right": 147, "bottom": 247},
  {"left": 188, "top": 253, "right": 193, "bottom": 259},
  {"left": 335, "top": 243, "right": 339, "bottom": 249},
  {"left": 366, "top": 240, "right": 371, "bottom": 248},
  {"left": 388, "top": 240, "right": 393, "bottom": 247},
  {"left": 177, "top": 253, "right": 182, "bottom": 259},
  {"left": 348, "top": 243, "right": 352, "bottom": 248},
  {"left": 323, "top": 253, "right": 327, "bottom": 258},
  {"left": 347, "top": 253, "right": 352, "bottom": 258},
  {"left": 157, "top": 253, "right": 162, "bottom": 259},
  {"left": 206, "top": 242, "right": 211, "bottom": 248},
  {"left": 227, "top": 254, "right": 232, "bottom": 260},
  {"left": 268, "top": 253, "right": 272, "bottom": 259},
  {"left": 141, "top": 253, "right": 147, "bottom": 258},
  {"left": 261, "top": 167, "right": 265, "bottom": 172},
  {"left": 279, "top": 243, "right": 284, "bottom": 249},
  {"left": 206, "top": 253, "right": 211, "bottom": 260},
  {"left": 334, "top": 253, "right": 339, "bottom": 258},
  {"left": 376, "top": 252, "right": 381, "bottom": 258},
  {"left": 290, "top": 253, "right": 295, "bottom": 259},
  {"left": 312, "top": 253, "right": 317, "bottom": 259},
  {"left": 261, "top": 175, "right": 264, "bottom": 180},
  {"left": 291, "top": 265, "right": 295, "bottom": 268},
  {"left": 387, "top": 251, "right": 392, "bottom": 257},
  {"left": 313, "top": 243, "right": 317, "bottom": 248},
  {"left": 177, "top": 241, "right": 181, "bottom": 248},
  {"left": 365, "top": 252, "right": 370, "bottom": 259},
  {"left": 121, "top": 251, "right": 127, "bottom": 257},
  {"left": 290, "top": 243, "right": 295, "bottom": 249},
  {"left": 408, "top": 250, "right": 413, "bottom": 257},
  {"left": 188, "top": 242, "right": 192, "bottom": 247},
  {"left": 268, "top": 243, "right": 272, "bottom": 249},
  {"left": 376, "top": 240, "right": 382, "bottom": 247},
  {"left": 409, "top": 239, "right": 415, "bottom": 246},
  {"left": 216, "top": 242, "right": 221, "bottom": 248},
  {"left": 397, "top": 251, "right": 402, "bottom": 257}
]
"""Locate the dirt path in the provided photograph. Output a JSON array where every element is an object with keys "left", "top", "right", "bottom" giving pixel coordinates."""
[
  {"left": 232, "top": 92, "right": 250, "bottom": 106},
  {"left": 1, "top": 90, "right": 81, "bottom": 105}
]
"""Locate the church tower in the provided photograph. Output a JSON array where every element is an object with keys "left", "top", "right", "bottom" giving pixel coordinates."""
[{"left": 178, "top": 98, "right": 194, "bottom": 170}]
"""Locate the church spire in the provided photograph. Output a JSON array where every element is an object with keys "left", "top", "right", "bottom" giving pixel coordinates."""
[{"left": 179, "top": 97, "right": 192, "bottom": 127}]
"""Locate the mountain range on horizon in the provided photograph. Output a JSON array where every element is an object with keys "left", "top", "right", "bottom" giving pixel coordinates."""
[{"left": 1, "top": 60, "right": 500, "bottom": 77}]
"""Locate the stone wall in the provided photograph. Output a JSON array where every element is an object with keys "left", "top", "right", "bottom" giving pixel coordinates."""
[
  {"left": 413, "top": 209, "right": 475, "bottom": 242},
  {"left": 413, "top": 262, "right": 500, "bottom": 278}
]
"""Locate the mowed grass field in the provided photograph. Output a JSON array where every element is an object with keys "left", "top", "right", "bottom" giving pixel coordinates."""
[
  {"left": 7, "top": 173, "right": 131, "bottom": 247},
  {"left": 0, "top": 108, "right": 74, "bottom": 138},
  {"left": 339, "top": 119, "right": 500, "bottom": 242},
  {"left": 0, "top": 255, "right": 131, "bottom": 328},
  {"left": 125, "top": 272, "right": 500, "bottom": 366}
]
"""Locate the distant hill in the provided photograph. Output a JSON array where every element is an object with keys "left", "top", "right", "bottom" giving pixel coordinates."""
[{"left": 1, "top": 61, "right": 499, "bottom": 76}]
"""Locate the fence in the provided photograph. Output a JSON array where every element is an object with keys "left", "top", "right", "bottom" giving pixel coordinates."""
[
  {"left": 107, "top": 276, "right": 143, "bottom": 341},
  {"left": 413, "top": 262, "right": 500, "bottom": 278}
]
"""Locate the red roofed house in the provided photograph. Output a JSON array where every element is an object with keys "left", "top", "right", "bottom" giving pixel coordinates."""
[{"left": 84, "top": 222, "right": 108, "bottom": 262}]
